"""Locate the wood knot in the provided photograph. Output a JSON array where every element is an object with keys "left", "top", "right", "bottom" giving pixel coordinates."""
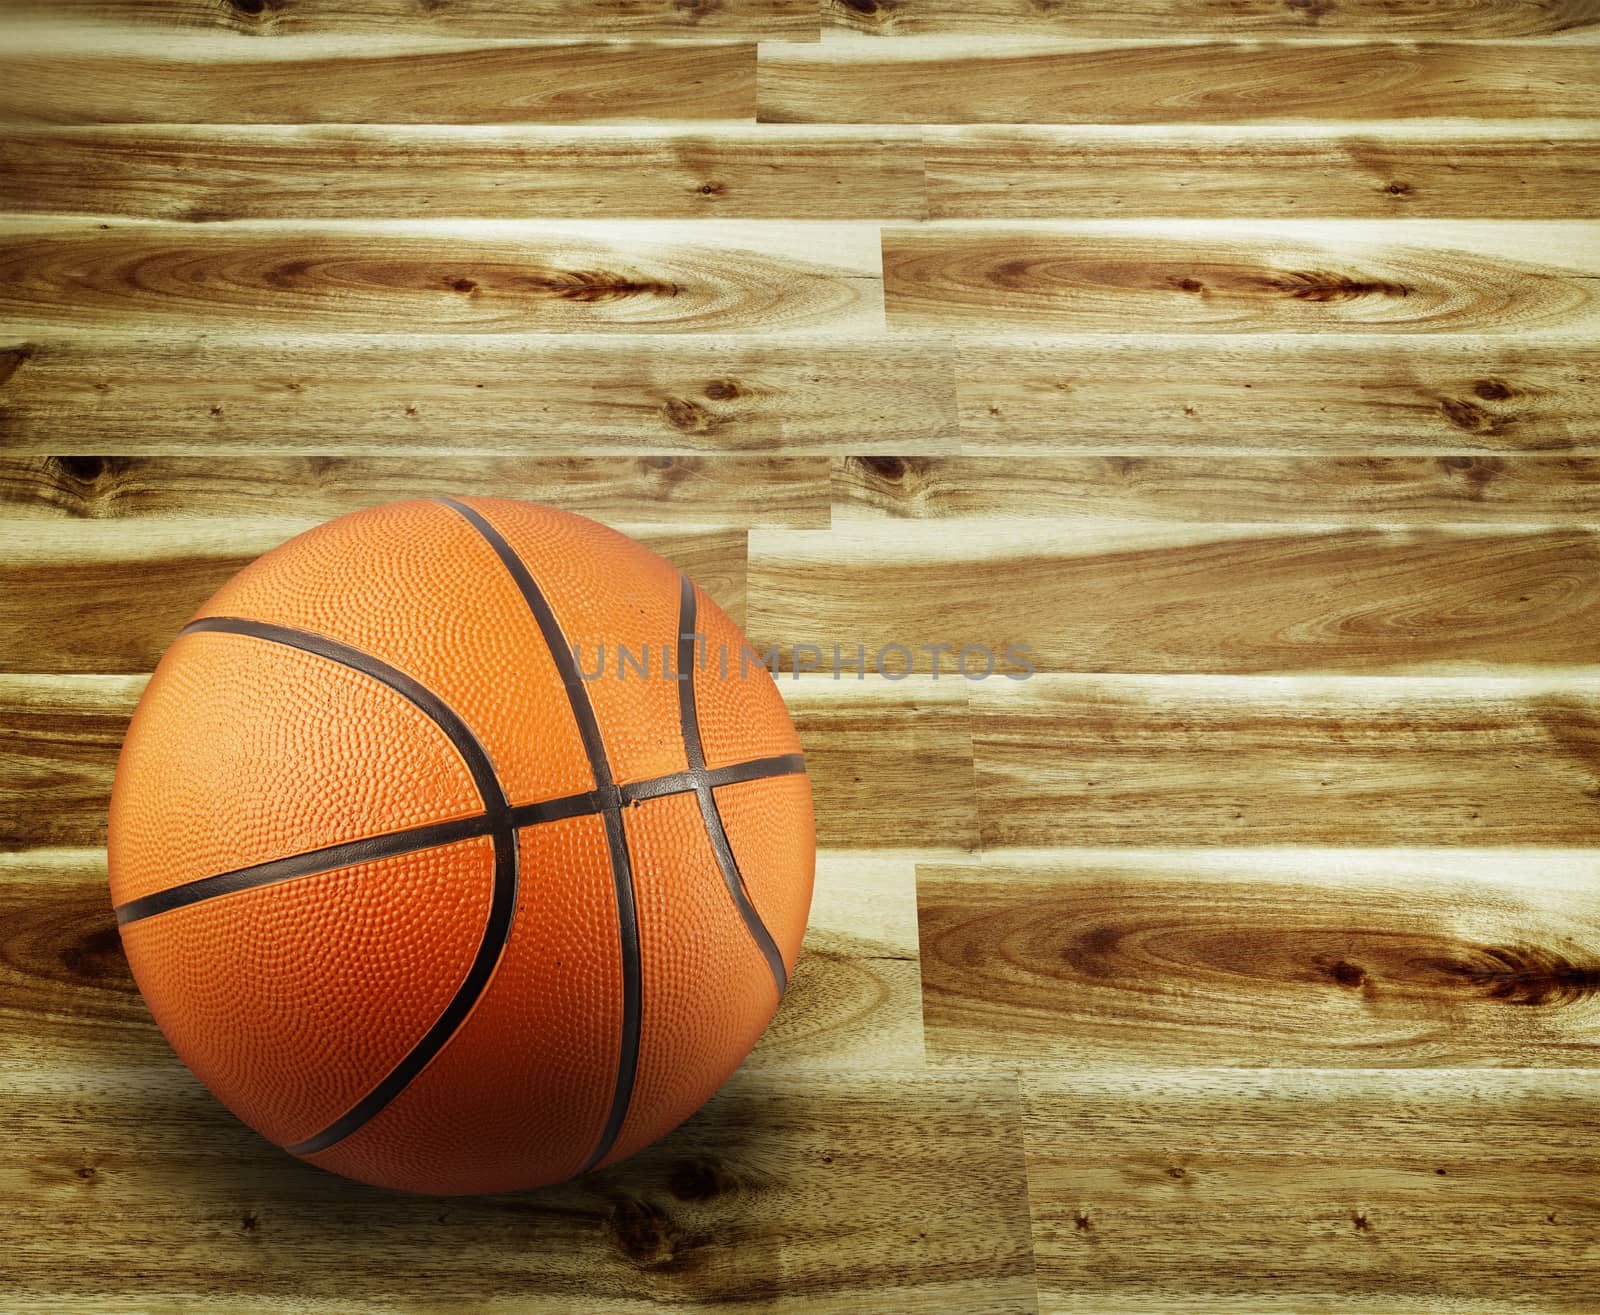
[
  {"left": 56, "top": 456, "right": 107, "bottom": 484},
  {"left": 668, "top": 1157, "right": 731, "bottom": 1202},
  {"left": 604, "top": 1197, "right": 683, "bottom": 1270},
  {"left": 61, "top": 925, "right": 126, "bottom": 982},
  {"left": 703, "top": 378, "right": 741, "bottom": 401},
  {"left": 1384, "top": 181, "right": 1411, "bottom": 197},
  {"left": 696, "top": 181, "right": 725, "bottom": 197},
  {"left": 1352, "top": 1212, "right": 1371, "bottom": 1232},
  {"left": 1328, "top": 960, "right": 1366, "bottom": 989},
  {"left": 1165, "top": 1166, "right": 1188, "bottom": 1180},
  {"left": 1473, "top": 378, "right": 1513, "bottom": 401},
  {"left": 75, "top": 1165, "right": 97, "bottom": 1182},
  {"left": 0, "top": 344, "right": 36, "bottom": 387},
  {"left": 1418, "top": 944, "right": 1600, "bottom": 1008},
  {"left": 1074, "top": 1212, "right": 1092, "bottom": 1231},
  {"left": 447, "top": 277, "right": 478, "bottom": 294},
  {"left": 241, "top": 1212, "right": 260, "bottom": 1232},
  {"left": 1437, "top": 397, "right": 1497, "bottom": 434},
  {"left": 661, "top": 397, "right": 711, "bottom": 432},
  {"left": 856, "top": 455, "right": 907, "bottom": 481},
  {"left": 1170, "top": 277, "right": 1206, "bottom": 294}
]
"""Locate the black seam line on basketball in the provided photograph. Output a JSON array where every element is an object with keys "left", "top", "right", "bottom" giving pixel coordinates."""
[
  {"left": 675, "top": 572, "right": 789, "bottom": 996},
  {"left": 176, "top": 617, "right": 522, "bottom": 1158},
  {"left": 113, "top": 814, "right": 493, "bottom": 928},
  {"left": 432, "top": 498, "right": 642, "bottom": 1178},
  {"left": 113, "top": 757, "right": 807, "bottom": 928},
  {"left": 284, "top": 814, "right": 519, "bottom": 1158}
]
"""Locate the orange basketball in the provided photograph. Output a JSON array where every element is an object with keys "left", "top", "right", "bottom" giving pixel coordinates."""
[{"left": 107, "top": 498, "right": 815, "bottom": 1195}]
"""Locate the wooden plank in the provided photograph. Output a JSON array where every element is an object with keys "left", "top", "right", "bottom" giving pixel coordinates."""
[
  {"left": 748, "top": 521, "right": 1600, "bottom": 675},
  {"left": 832, "top": 454, "right": 1600, "bottom": 524},
  {"left": 955, "top": 337, "right": 1600, "bottom": 454},
  {"left": 0, "top": 521, "right": 746, "bottom": 674},
  {"left": 827, "top": 0, "right": 1600, "bottom": 38},
  {"left": 1022, "top": 1069, "right": 1600, "bottom": 1313},
  {"left": 926, "top": 124, "right": 1600, "bottom": 221},
  {"left": 0, "top": 1042, "right": 1037, "bottom": 1312},
  {"left": 0, "top": 844, "right": 925, "bottom": 1072},
  {"left": 0, "top": 126, "right": 925, "bottom": 222},
  {"left": 883, "top": 221, "right": 1600, "bottom": 336},
  {"left": 0, "top": 0, "right": 817, "bottom": 40},
  {"left": 758, "top": 38, "right": 1600, "bottom": 125},
  {"left": 0, "top": 675, "right": 977, "bottom": 851},
  {"left": 972, "top": 674, "right": 1600, "bottom": 847},
  {"left": 0, "top": 677, "right": 137, "bottom": 851},
  {"left": 0, "top": 455, "right": 831, "bottom": 529},
  {"left": 0, "top": 218, "right": 884, "bottom": 337},
  {"left": 918, "top": 850, "right": 1600, "bottom": 1069},
  {"left": 0, "top": 34, "right": 758, "bottom": 125},
  {"left": 0, "top": 335, "right": 959, "bottom": 455}
]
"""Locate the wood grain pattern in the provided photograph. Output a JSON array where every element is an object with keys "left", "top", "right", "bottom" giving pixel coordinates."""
[
  {"left": 0, "top": 0, "right": 817, "bottom": 40},
  {"left": 833, "top": 454, "right": 1600, "bottom": 523},
  {"left": 826, "top": 0, "right": 1600, "bottom": 38},
  {"left": 0, "top": 674, "right": 978, "bottom": 852},
  {"left": 0, "top": 35, "right": 758, "bottom": 125},
  {"left": 972, "top": 674, "right": 1600, "bottom": 847},
  {"left": 1023, "top": 1069, "right": 1600, "bottom": 1312},
  {"left": 0, "top": 522, "right": 746, "bottom": 673},
  {"left": 750, "top": 522, "right": 1600, "bottom": 674},
  {"left": 0, "top": 126, "right": 925, "bottom": 221},
  {"left": 926, "top": 125, "right": 1600, "bottom": 220},
  {"left": 7, "top": 2, "right": 1600, "bottom": 1309},
  {"left": 0, "top": 335, "right": 959, "bottom": 455},
  {"left": 0, "top": 1043, "right": 1039, "bottom": 1312},
  {"left": 955, "top": 337, "right": 1600, "bottom": 453},
  {"left": 919, "top": 850, "right": 1600, "bottom": 1068},
  {"left": 758, "top": 39, "right": 1600, "bottom": 124},
  {"left": 0, "top": 218, "right": 884, "bottom": 336},
  {"left": 0, "top": 455, "right": 831, "bottom": 528},
  {"left": 884, "top": 221, "right": 1600, "bottom": 335}
]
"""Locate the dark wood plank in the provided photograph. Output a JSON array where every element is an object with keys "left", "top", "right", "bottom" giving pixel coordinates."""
[
  {"left": 0, "top": 675, "right": 977, "bottom": 852},
  {"left": 0, "top": 126, "right": 924, "bottom": 221},
  {"left": 759, "top": 40, "right": 1600, "bottom": 124},
  {"left": 0, "top": 0, "right": 816, "bottom": 39},
  {"left": 749, "top": 523, "right": 1600, "bottom": 674},
  {"left": 0, "top": 1030, "right": 1037, "bottom": 1312},
  {"left": 973, "top": 674, "right": 1600, "bottom": 847},
  {"left": 955, "top": 337, "right": 1600, "bottom": 454},
  {"left": 883, "top": 222, "right": 1600, "bottom": 335},
  {"left": 828, "top": 0, "right": 1600, "bottom": 37},
  {"left": 919, "top": 851, "right": 1600, "bottom": 1068},
  {"left": 0, "top": 523, "right": 745, "bottom": 675},
  {"left": 927, "top": 125, "right": 1600, "bottom": 220},
  {"left": 1023, "top": 1069, "right": 1600, "bottom": 1312},
  {"left": 0, "top": 335, "right": 958, "bottom": 455},
  {"left": 0, "top": 455, "right": 831, "bottom": 529},
  {"left": 1, "top": 36, "right": 757, "bottom": 125},
  {"left": 0, "top": 219, "right": 883, "bottom": 336},
  {"left": 833, "top": 454, "right": 1600, "bottom": 523}
]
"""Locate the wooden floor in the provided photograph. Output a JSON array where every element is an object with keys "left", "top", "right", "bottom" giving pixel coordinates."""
[{"left": 2, "top": 2, "right": 1599, "bottom": 1311}]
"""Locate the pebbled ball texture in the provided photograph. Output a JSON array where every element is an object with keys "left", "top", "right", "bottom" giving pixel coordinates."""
[{"left": 108, "top": 498, "right": 815, "bottom": 1195}]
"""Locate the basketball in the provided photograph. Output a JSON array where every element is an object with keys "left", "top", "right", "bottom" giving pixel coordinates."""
[{"left": 106, "top": 497, "right": 815, "bottom": 1196}]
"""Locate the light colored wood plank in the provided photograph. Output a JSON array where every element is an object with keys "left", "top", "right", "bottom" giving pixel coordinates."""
[
  {"left": 0, "top": 1037, "right": 1037, "bottom": 1312},
  {"left": 972, "top": 673, "right": 1600, "bottom": 847},
  {"left": 833, "top": 454, "right": 1600, "bottom": 524},
  {"left": 0, "top": 126, "right": 924, "bottom": 221},
  {"left": 0, "top": 845, "right": 926, "bottom": 1072},
  {"left": 919, "top": 849, "right": 1600, "bottom": 1069},
  {"left": 883, "top": 220, "right": 1600, "bottom": 335},
  {"left": 758, "top": 38, "right": 1600, "bottom": 125},
  {"left": 1022, "top": 1069, "right": 1600, "bottom": 1313},
  {"left": 748, "top": 521, "right": 1600, "bottom": 675},
  {"left": 0, "top": 521, "right": 746, "bottom": 674},
  {"left": 0, "top": 455, "right": 831, "bottom": 529},
  {"left": 0, "top": 0, "right": 817, "bottom": 40},
  {"left": 750, "top": 850, "right": 931, "bottom": 1070},
  {"left": 827, "top": 0, "right": 1600, "bottom": 38},
  {"left": 0, "top": 675, "right": 976, "bottom": 851},
  {"left": 0, "top": 33, "right": 758, "bottom": 125},
  {"left": 926, "top": 124, "right": 1600, "bottom": 220},
  {"left": 955, "top": 336, "right": 1600, "bottom": 454},
  {"left": 0, "top": 335, "right": 958, "bottom": 455},
  {"left": 0, "top": 218, "right": 884, "bottom": 336}
]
